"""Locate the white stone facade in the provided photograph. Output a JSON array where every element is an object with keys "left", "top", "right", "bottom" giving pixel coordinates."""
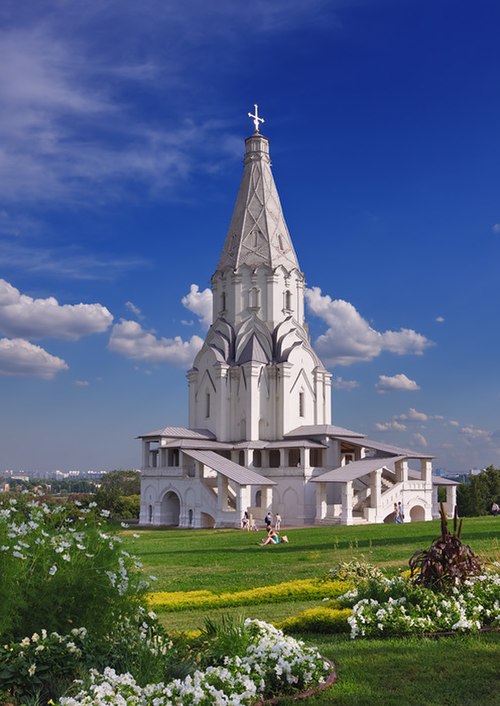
[{"left": 139, "top": 125, "right": 456, "bottom": 528}]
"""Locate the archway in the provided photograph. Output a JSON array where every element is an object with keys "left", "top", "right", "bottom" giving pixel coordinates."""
[
  {"left": 160, "top": 491, "right": 181, "bottom": 526},
  {"left": 409, "top": 505, "right": 425, "bottom": 522}
]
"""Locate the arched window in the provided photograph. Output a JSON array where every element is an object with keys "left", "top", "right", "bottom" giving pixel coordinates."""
[
  {"left": 285, "top": 290, "right": 292, "bottom": 311},
  {"left": 249, "top": 287, "right": 260, "bottom": 309},
  {"left": 238, "top": 450, "right": 245, "bottom": 466},
  {"left": 148, "top": 504, "right": 153, "bottom": 523},
  {"left": 253, "top": 449, "right": 262, "bottom": 468}
]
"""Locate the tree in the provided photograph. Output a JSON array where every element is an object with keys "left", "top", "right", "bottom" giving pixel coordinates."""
[
  {"left": 94, "top": 470, "right": 141, "bottom": 518},
  {"left": 456, "top": 466, "right": 500, "bottom": 516}
]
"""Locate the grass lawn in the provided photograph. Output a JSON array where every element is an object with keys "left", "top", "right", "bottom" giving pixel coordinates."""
[
  {"left": 121, "top": 517, "right": 500, "bottom": 705},
  {"left": 122, "top": 516, "right": 500, "bottom": 593}
]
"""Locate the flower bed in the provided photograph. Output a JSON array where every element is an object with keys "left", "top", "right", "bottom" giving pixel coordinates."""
[
  {"left": 338, "top": 571, "right": 500, "bottom": 638},
  {"left": 56, "top": 620, "right": 332, "bottom": 706}
]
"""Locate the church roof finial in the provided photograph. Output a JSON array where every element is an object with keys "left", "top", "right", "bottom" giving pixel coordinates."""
[{"left": 248, "top": 103, "right": 264, "bottom": 133}]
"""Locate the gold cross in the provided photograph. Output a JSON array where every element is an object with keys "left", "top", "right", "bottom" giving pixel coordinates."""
[{"left": 248, "top": 104, "right": 264, "bottom": 133}]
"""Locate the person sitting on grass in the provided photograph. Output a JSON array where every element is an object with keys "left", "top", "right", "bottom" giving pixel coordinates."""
[
  {"left": 260, "top": 528, "right": 280, "bottom": 545},
  {"left": 260, "top": 529, "right": 289, "bottom": 545}
]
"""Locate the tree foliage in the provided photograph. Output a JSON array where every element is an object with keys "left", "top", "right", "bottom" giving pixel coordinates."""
[
  {"left": 456, "top": 465, "right": 500, "bottom": 516},
  {"left": 94, "top": 470, "right": 141, "bottom": 518}
]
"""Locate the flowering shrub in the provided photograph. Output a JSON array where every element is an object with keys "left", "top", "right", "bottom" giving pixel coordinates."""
[
  {"left": 338, "top": 570, "right": 500, "bottom": 638},
  {"left": 0, "top": 497, "right": 148, "bottom": 642},
  {"left": 148, "top": 578, "right": 350, "bottom": 612},
  {"left": 0, "top": 496, "right": 168, "bottom": 703},
  {"left": 57, "top": 620, "right": 332, "bottom": 706},
  {"left": 0, "top": 628, "right": 88, "bottom": 703}
]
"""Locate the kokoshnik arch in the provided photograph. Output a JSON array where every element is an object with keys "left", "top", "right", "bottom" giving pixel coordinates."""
[{"left": 139, "top": 108, "right": 457, "bottom": 528}]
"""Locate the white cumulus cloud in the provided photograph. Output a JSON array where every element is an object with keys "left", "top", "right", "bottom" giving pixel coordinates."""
[
  {"left": 181, "top": 284, "right": 212, "bottom": 330},
  {"left": 460, "top": 425, "right": 491, "bottom": 441},
  {"left": 374, "top": 421, "right": 407, "bottom": 432},
  {"left": 0, "top": 338, "right": 68, "bottom": 379},
  {"left": 335, "top": 376, "right": 359, "bottom": 390},
  {"left": 108, "top": 319, "right": 203, "bottom": 368},
  {"left": 413, "top": 432, "right": 428, "bottom": 448},
  {"left": 305, "top": 287, "right": 432, "bottom": 366},
  {"left": 397, "top": 407, "right": 429, "bottom": 422},
  {"left": 125, "top": 301, "right": 143, "bottom": 319},
  {"left": 376, "top": 374, "right": 420, "bottom": 393},
  {"left": 0, "top": 279, "right": 113, "bottom": 340}
]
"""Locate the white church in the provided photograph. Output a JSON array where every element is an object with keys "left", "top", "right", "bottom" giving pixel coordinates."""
[{"left": 139, "top": 109, "right": 456, "bottom": 528}]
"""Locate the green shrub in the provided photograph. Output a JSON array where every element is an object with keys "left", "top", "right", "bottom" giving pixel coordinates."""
[
  {"left": 278, "top": 606, "right": 351, "bottom": 634},
  {"left": 0, "top": 628, "right": 88, "bottom": 704},
  {"left": 148, "top": 578, "right": 351, "bottom": 612},
  {"left": 0, "top": 497, "right": 148, "bottom": 643},
  {"left": 0, "top": 496, "right": 169, "bottom": 703},
  {"left": 327, "top": 557, "right": 385, "bottom": 583}
]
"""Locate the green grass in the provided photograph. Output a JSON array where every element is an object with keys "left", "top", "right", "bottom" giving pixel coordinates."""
[
  {"left": 291, "top": 633, "right": 500, "bottom": 706},
  {"left": 122, "top": 516, "right": 500, "bottom": 593},
  {"left": 121, "top": 517, "right": 500, "bottom": 705}
]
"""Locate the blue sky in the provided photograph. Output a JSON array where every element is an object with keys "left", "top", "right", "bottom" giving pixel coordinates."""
[{"left": 1, "top": 0, "right": 499, "bottom": 473}]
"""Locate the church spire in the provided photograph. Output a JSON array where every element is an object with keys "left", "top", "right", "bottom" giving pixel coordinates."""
[{"left": 215, "top": 112, "right": 300, "bottom": 275}]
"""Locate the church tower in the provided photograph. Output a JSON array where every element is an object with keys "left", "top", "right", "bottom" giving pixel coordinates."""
[
  {"left": 140, "top": 108, "right": 439, "bottom": 529},
  {"left": 188, "top": 108, "right": 332, "bottom": 441}
]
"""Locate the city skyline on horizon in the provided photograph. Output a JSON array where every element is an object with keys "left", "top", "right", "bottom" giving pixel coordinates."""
[{"left": 1, "top": 1, "right": 499, "bottom": 474}]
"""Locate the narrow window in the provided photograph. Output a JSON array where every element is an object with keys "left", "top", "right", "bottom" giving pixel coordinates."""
[
  {"left": 249, "top": 287, "right": 260, "bottom": 309},
  {"left": 299, "top": 391, "right": 305, "bottom": 417},
  {"left": 205, "top": 392, "right": 210, "bottom": 418},
  {"left": 221, "top": 291, "right": 227, "bottom": 312},
  {"left": 285, "top": 290, "right": 292, "bottom": 311}
]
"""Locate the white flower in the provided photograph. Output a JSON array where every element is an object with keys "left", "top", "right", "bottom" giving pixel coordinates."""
[
  {"left": 49, "top": 565, "right": 58, "bottom": 576},
  {"left": 28, "top": 664, "right": 36, "bottom": 677}
]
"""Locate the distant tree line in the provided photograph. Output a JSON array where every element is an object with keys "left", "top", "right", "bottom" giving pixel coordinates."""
[
  {"left": 1, "top": 470, "right": 141, "bottom": 520},
  {"left": 456, "top": 465, "right": 500, "bottom": 516}
]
